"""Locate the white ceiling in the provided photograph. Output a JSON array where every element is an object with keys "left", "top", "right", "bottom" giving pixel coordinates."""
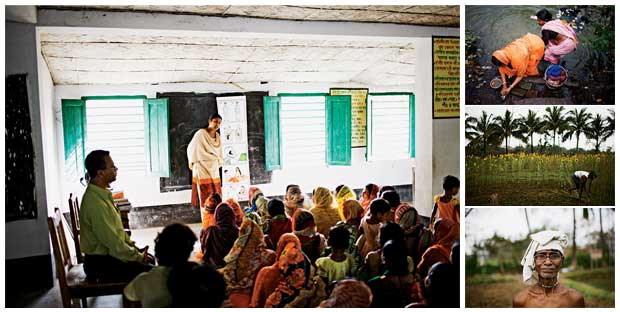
[
  {"left": 40, "top": 31, "right": 417, "bottom": 86},
  {"left": 39, "top": 5, "right": 459, "bottom": 27},
  {"left": 38, "top": 5, "right": 457, "bottom": 86}
]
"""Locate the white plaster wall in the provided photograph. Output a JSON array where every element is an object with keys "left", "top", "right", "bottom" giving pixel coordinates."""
[
  {"left": 432, "top": 119, "right": 461, "bottom": 201},
  {"left": 5, "top": 22, "right": 50, "bottom": 259},
  {"left": 37, "top": 29, "right": 61, "bottom": 217},
  {"left": 53, "top": 82, "right": 415, "bottom": 209},
  {"left": 412, "top": 37, "right": 435, "bottom": 217}
]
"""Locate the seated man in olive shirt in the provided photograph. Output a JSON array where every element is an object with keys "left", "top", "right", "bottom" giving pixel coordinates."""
[{"left": 80, "top": 150, "right": 154, "bottom": 282}]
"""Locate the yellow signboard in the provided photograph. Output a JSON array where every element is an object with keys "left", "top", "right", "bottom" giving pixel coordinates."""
[
  {"left": 329, "top": 88, "right": 368, "bottom": 147},
  {"left": 433, "top": 36, "right": 460, "bottom": 119}
]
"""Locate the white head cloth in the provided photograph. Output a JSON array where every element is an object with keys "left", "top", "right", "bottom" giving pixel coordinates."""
[{"left": 520, "top": 230, "right": 568, "bottom": 285}]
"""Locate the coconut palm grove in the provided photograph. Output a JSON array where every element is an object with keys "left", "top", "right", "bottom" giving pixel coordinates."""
[{"left": 465, "top": 106, "right": 614, "bottom": 206}]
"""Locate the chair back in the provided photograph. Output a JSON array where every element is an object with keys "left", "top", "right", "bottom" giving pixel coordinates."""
[
  {"left": 47, "top": 207, "right": 74, "bottom": 307},
  {"left": 68, "top": 193, "right": 83, "bottom": 263}
]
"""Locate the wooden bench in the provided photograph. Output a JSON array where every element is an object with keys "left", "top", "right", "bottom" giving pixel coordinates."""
[{"left": 47, "top": 208, "right": 128, "bottom": 308}]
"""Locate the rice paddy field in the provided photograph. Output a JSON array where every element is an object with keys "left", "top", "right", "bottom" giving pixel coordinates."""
[{"left": 465, "top": 153, "right": 614, "bottom": 205}]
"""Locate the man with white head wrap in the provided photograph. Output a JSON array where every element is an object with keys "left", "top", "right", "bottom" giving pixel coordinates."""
[{"left": 513, "top": 230, "right": 585, "bottom": 308}]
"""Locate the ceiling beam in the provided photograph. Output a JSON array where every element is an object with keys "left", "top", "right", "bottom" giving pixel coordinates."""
[{"left": 37, "top": 9, "right": 458, "bottom": 40}]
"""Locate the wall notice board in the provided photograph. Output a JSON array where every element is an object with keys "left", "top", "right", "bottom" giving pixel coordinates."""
[
  {"left": 329, "top": 88, "right": 368, "bottom": 147},
  {"left": 432, "top": 36, "right": 460, "bottom": 119}
]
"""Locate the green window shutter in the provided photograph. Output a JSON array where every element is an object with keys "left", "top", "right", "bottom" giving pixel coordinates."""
[
  {"left": 145, "top": 98, "right": 170, "bottom": 177},
  {"left": 61, "top": 99, "right": 86, "bottom": 177},
  {"left": 263, "top": 96, "right": 282, "bottom": 171},
  {"left": 326, "top": 95, "right": 352, "bottom": 166},
  {"left": 410, "top": 94, "right": 416, "bottom": 158}
]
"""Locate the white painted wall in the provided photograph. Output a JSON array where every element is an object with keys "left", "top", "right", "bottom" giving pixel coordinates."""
[
  {"left": 432, "top": 119, "right": 461, "bottom": 202},
  {"left": 37, "top": 29, "right": 61, "bottom": 217},
  {"left": 412, "top": 37, "right": 435, "bottom": 217},
  {"left": 5, "top": 22, "right": 50, "bottom": 260},
  {"left": 53, "top": 82, "right": 416, "bottom": 210}
]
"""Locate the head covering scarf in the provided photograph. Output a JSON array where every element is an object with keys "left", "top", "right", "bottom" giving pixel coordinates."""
[
  {"left": 395, "top": 203, "right": 423, "bottom": 235},
  {"left": 360, "top": 184, "right": 380, "bottom": 211},
  {"left": 265, "top": 235, "right": 307, "bottom": 308},
  {"left": 336, "top": 185, "right": 357, "bottom": 221},
  {"left": 319, "top": 279, "right": 373, "bottom": 308},
  {"left": 202, "top": 203, "right": 240, "bottom": 268},
  {"left": 247, "top": 187, "right": 263, "bottom": 213},
  {"left": 312, "top": 187, "right": 335, "bottom": 209},
  {"left": 226, "top": 198, "right": 244, "bottom": 227},
  {"left": 219, "top": 219, "right": 275, "bottom": 293},
  {"left": 521, "top": 230, "right": 568, "bottom": 285},
  {"left": 244, "top": 211, "right": 263, "bottom": 228},
  {"left": 311, "top": 187, "right": 341, "bottom": 238},
  {"left": 342, "top": 199, "right": 364, "bottom": 225},
  {"left": 255, "top": 196, "right": 269, "bottom": 218}
]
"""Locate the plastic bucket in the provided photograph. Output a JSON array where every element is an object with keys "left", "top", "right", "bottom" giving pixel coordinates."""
[{"left": 544, "top": 65, "right": 568, "bottom": 89}]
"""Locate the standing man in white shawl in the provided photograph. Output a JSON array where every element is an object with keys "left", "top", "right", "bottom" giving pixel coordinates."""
[
  {"left": 513, "top": 230, "right": 585, "bottom": 308},
  {"left": 187, "top": 113, "right": 224, "bottom": 215}
]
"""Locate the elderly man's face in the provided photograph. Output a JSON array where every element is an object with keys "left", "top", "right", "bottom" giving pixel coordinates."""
[{"left": 534, "top": 249, "right": 563, "bottom": 279}]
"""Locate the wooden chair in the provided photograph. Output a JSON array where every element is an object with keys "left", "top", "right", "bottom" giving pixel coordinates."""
[
  {"left": 68, "top": 193, "right": 83, "bottom": 263},
  {"left": 47, "top": 208, "right": 128, "bottom": 308}
]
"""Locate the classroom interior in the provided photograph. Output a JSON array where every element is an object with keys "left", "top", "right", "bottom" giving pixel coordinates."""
[{"left": 5, "top": 5, "right": 460, "bottom": 307}]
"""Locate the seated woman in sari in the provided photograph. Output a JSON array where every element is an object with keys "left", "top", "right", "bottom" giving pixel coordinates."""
[
  {"left": 395, "top": 204, "right": 431, "bottom": 269},
  {"left": 336, "top": 199, "right": 365, "bottom": 273},
  {"left": 491, "top": 33, "right": 545, "bottom": 96},
  {"left": 363, "top": 222, "right": 415, "bottom": 280},
  {"left": 201, "top": 203, "right": 239, "bottom": 268},
  {"left": 219, "top": 219, "right": 275, "bottom": 308},
  {"left": 263, "top": 199, "right": 293, "bottom": 250},
  {"left": 368, "top": 240, "right": 416, "bottom": 308},
  {"left": 310, "top": 187, "right": 341, "bottom": 238},
  {"left": 225, "top": 198, "right": 244, "bottom": 227},
  {"left": 251, "top": 234, "right": 325, "bottom": 308},
  {"left": 416, "top": 218, "right": 458, "bottom": 279},
  {"left": 359, "top": 183, "right": 380, "bottom": 214},
  {"left": 358, "top": 199, "right": 390, "bottom": 259},
  {"left": 292, "top": 209, "right": 326, "bottom": 264},
  {"left": 335, "top": 184, "right": 357, "bottom": 222}
]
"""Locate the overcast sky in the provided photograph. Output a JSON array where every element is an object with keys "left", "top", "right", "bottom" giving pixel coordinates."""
[
  {"left": 466, "top": 105, "right": 615, "bottom": 151},
  {"left": 465, "top": 208, "right": 615, "bottom": 254}
]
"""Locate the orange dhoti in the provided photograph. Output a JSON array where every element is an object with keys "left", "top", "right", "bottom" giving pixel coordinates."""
[{"left": 493, "top": 33, "right": 545, "bottom": 78}]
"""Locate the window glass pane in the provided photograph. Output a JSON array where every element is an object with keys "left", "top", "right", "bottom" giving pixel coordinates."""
[
  {"left": 85, "top": 99, "right": 146, "bottom": 175},
  {"left": 369, "top": 95, "right": 410, "bottom": 161},
  {"left": 280, "top": 96, "right": 326, "bottom": 168}
]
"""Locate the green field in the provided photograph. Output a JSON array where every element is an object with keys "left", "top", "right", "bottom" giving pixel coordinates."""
[
  {"left": 466, "top": 153, "right": 615, "bottom": 205},
  {"left": 466, "top": 268, "right": 615, "bottom": 308}
]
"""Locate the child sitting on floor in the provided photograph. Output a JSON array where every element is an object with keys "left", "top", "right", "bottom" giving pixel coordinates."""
[{"left": 316, "top": 225, "right": 357, "bottom": 291}]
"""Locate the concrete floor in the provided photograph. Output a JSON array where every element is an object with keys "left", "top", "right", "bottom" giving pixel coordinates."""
[{"left": 23, "top": 223, "right": 203, "bottom": 308}]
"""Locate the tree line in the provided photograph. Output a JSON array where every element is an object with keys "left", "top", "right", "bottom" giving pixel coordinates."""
[{"left": 466, "top": 107, "right": 615, "bottom": 156}]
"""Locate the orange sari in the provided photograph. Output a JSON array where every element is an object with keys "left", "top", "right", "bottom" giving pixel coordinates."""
[{"left": 492, "top": 33, "right": 545, "bottom": 78}]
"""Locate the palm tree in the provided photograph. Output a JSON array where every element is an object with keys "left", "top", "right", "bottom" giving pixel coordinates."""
[
  {"left": 494, "top": 110, "right": 522, "bottom": 154},
  {"left": 519, "top": 110, "right": 542, "bottom": 153},
  {"left": 465, "top": 111, "right": 499, "bottom": 156},
  {"left": 562, "top": 107, "right": 592, "bottom": 153},
  {"left": 543, "top": 106, "right": 567, "bottom": 153},
  {"left": 585, "top": 113, "right": 614, "bottom": 152}
]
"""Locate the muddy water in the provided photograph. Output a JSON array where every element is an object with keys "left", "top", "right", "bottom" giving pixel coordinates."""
[{"left": 466, "top": 6, "right": 613, "bottom": 104}]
